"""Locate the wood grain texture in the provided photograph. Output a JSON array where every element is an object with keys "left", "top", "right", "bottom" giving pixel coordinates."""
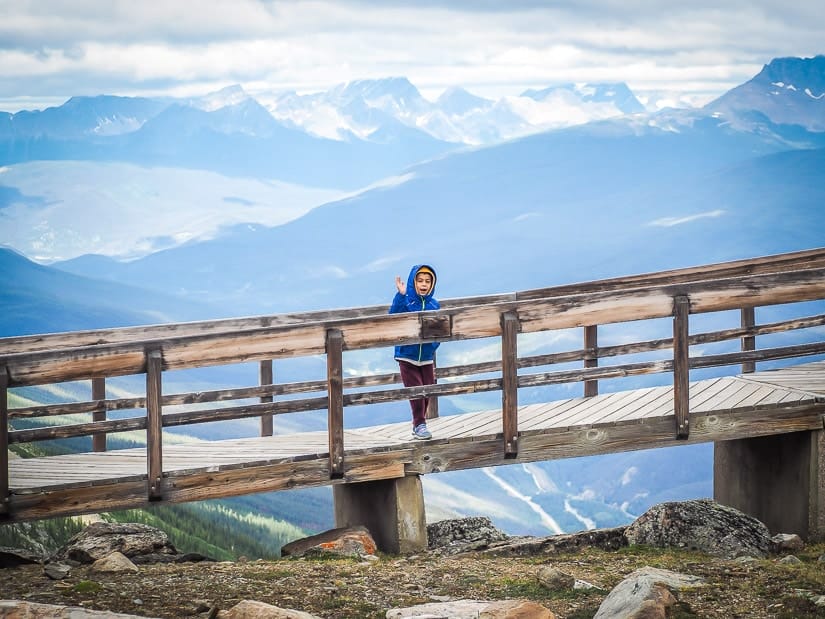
[{"left": 6, "top": 362, "right": 825, "bottom": 523}]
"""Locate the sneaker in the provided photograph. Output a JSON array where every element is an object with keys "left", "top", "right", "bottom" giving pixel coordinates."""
[{"left": 412, "top": 423, "right": 432, "bottom": 440}]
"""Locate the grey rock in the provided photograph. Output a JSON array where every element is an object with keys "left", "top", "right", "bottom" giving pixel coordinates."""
[
  {"left": 778, "top": 555, "right": 802, "bottom": 565},
  {"left": 482, "top": 526, "right": 627, "bottom": 557},
  {"left": 624, "top": 499, "right": 773, "bottom": 559},
  {"left": 593, "top": 567, "right": 704, "bottom": 619},
  {"left": 216, "top": 599, "right": 322, "bottom": 618},
  {"left": 55, "top": 522, "right": 178, "bottom": 564},
  {"left": 0, "top": 546, "right": 44, "bottom": 568},
  {"left": 536, "top": 566, "right": 575, "bottom": 590},
  {"left": 771, "top": 533, "right": 804, "bottom": 552},
  {"left": 387, "top": 599, "right": 554, "bottom": 618},
  {"left": 0, "top": 599, "right": 153, "bottom": 617},
  {"left": 91, "top": 551, "right": 139, "bottom": 573},
  {"left": 43, "top": 562, "right": 71, "bottom": 579},
  {"left": 427, "top": 517, "right": 508, "bottom": 555}
]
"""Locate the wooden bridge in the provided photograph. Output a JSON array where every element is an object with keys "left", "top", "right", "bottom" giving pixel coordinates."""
[{"left": 2, "top": 248, "right": 825, "bottom": 552}]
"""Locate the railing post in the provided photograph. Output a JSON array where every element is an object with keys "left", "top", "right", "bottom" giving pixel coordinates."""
[
  {"left": 673, "top": 296, "right": 690, "bottom": 439},
  {"left": 92, "top": 377, "right": 106, "bottom": 452},
  {"left": 583, "top": 325, "right": 598, "bottom": 397},
  {"left": 426, "top": 355, "right": 439, "bottom": 419},
  {"left": 259, "top": 360, "right": 274, "bottom": 436},
  {"left": 326, "top": 329, "right": 344, "bottom": 479},
  {"left": 145, "top": 349, "right": 164, "bottom": 500},
  {"left": 501, "top": 311, "right": 519, "bottom": 458},
  {"left": 741, "top": 307, "right": 756, "bottom": 374},
  {"left": 0, "top": 366, "right": 9, "bottom": 516}
]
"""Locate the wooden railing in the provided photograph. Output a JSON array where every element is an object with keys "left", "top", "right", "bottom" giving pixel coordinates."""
[{"left": 2, "top": 248, "right": 825, "bottom": 510}]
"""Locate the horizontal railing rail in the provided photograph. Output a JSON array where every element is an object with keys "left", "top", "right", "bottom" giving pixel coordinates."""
[
  {"left": 2, "top": 248, "right": 825, "bottom": 511},
  {"left": 8, "top": 311, "right": 825, "bottom": 425},
  {"left": 3, "top": 246, "right": 824, "bottom": 357}
]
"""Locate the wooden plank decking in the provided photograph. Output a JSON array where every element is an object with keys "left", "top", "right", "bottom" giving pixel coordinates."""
[{"left": 6, "top": 361, "right": 825, "bottom": 521}]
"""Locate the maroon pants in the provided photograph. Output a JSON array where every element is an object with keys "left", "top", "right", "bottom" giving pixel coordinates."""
[{"left": 398, "top": 360, "right": 435, "bottom": 427}]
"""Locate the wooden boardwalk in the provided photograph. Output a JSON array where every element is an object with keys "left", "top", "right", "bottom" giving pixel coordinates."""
[{"left": 8, "top": 360, "right": 825, "bottom": 521}]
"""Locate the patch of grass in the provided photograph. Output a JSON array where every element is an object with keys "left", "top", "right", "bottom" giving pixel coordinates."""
[
  {"left": 72, "top": 580, "right": 102, "bottom": 594},
  {"left": 319, "top": 594, "right": 382, "bottom": 617},
  {"left": 492, "top": 576, "right": 600, "bottom": 603}
]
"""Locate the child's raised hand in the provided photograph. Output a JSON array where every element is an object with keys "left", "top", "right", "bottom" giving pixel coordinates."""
[{"left": 395, "top": 276, "right": 406, "bottom": 295}]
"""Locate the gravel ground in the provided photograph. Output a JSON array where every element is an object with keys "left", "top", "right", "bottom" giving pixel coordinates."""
[{"left": 3, "top": 544, "right": 825, "bottom": 618}]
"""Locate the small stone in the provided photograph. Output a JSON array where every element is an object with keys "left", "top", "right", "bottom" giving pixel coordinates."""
[
  {"left": 771, "top": 533, "right": 804, "bottom": 552},
  {"left": 91, "top": 551, "right": 139, "bottom": 573},
  {"left": 573, "top": 579, "right": 601, "bottom": 590},
  {"left": 43, "top": 562, "right": 71, "bottom": 579},
  {"left": 536, "top": 566, "right": 575, "bottom": 590},
  {"left": 778, "top": 555, "right": 802, "bottom": 565}
]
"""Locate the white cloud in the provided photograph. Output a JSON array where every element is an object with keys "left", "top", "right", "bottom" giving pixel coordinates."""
[
  {"left": 1, "top": 1, "right": 823, "bottom": 110},
  {"left": 648, "top": 209, "right": 725, "bottom": 227}
]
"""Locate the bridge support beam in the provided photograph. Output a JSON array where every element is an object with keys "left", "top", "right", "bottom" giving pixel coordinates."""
[
  {"left": 333, "top": 475, "right": 427, "bottom": 554},
  {"left": 714, "top": 429, "right": 825, "bottom": 542}
]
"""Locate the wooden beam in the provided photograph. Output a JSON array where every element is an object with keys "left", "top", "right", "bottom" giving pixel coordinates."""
[
  {"left": 259, "top": 360, "right": 274, "bottom": 437},
  {"left": 583, "top": 325, "right": 598, "bottom": 397},
  {"left": 5, "top": 266, "right": 825, "bottom": 388},
  {"left": 0, "top": 366, "right": 8, "bottom": 515},
  {"left": 326, "top": 329, "right": 344, "bottom": 479},
  {"left": 501, "top": 311, "right": 519, "bottom": 457},
  {"left": 14, "top": 310, "right": 824, "bottom": 422},
  {"left": 741, "top": 307, "right": 756, "bottom": 374},
  {"left": 4, "top": 246, "right": 824, "bottom": 356},
  {"left": 91, "top": 377, "right": 106, "bottom": 452},
  {"left": 146, "top": 349, "right": 163, "bottom": 500},
  {"left": 673, "top": 296, "right": 690, "bottom": 439}
]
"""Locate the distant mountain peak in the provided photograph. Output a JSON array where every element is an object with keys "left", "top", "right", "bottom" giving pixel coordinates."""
[
  {"left": 705, "top": 55, "right": 825, "bottom": 131},
  {"left": 330, "top": 77, "right": 425, "bottom": 107},
  {"left": 756, "top": 55, "right": 825, "bottom": 94},
  {"left": 520, "top": 82, "right": 645, "bottom": 115},
  {"left": 190, "top": 85, "right": 252, "bottom": 112},
  {"left": 436, "top": 87, "right": 493, "bottom": 115}
]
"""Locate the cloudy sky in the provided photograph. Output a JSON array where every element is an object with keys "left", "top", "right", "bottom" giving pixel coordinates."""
[{"left": 1, "top": 0, "right": 823, "bottom": 112}]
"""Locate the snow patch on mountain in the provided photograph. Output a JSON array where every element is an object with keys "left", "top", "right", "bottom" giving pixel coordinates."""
[
  {"left": 263, "top": 77, "right": 648, "bottom": 145},
  {"left": 483, "top": 467, "right": 564, "bottom": 534},
  {"left": 564, "top": 494, "right": 596, "bottom": 530},
  {"left": 189, "top": 85, "right": 252, "bottom": 112},
  {"left": 521, "top": 463, "right": 558, "bottom": 493},
  {"left": 648, "top": 210, "right": 725, "bottom": 227}
]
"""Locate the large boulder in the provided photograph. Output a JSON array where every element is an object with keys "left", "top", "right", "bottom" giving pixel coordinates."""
[
  {"left": 216, "top": 600, "right": 322, "bottom": 618},
  {"left": 387, "top": 599, "right": 555, "bottom": 618},
  {"left": 55, "top": 522, "right": 178, "bottom": 564},
  {"left": 0, "top": 600, "right": 153, "bottom": 617},
  {"left": 0, "top": 546, "right": 44, "bottom": 568},
  {"left": 624, "top": 499, "right": 773, "bottom": 559},
  {"left": 280, "top": 526, "right": 377, "bottom": 559},
  {"left": 427, "top": 516, "right": 509, "bottom": 555},
  {"left": 482, "top": 526, "right": 627, "bottom": 557}
]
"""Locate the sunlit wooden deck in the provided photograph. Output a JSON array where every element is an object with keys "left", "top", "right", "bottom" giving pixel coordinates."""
[{"left": 9, "top": 361, "right": 825, "bottom": 520}]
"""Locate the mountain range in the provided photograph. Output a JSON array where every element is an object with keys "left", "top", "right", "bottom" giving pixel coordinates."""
[{"left": 2, "top": 55, "right": 825, "bottom": 540}]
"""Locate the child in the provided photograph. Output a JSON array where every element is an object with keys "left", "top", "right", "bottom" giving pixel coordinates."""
[{"left": 389, "top": 264, "right": 440, "bottom": 440}]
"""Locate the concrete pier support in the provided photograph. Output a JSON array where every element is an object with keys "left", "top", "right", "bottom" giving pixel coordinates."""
[
  {"left": 333, "top": 475, "right": 427, "bottom": 554},
  {"left": 714, "top": 429, "right": 825, "bottom": 541}
]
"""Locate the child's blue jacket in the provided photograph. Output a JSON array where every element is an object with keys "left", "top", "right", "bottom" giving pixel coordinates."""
[{"left": 389, "top": 264, "right": 441, "bottom": 363}]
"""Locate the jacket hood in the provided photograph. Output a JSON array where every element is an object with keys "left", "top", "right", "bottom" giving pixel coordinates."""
[{"left": 406, "top": 263, "right": 437, "bottom": 300}]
